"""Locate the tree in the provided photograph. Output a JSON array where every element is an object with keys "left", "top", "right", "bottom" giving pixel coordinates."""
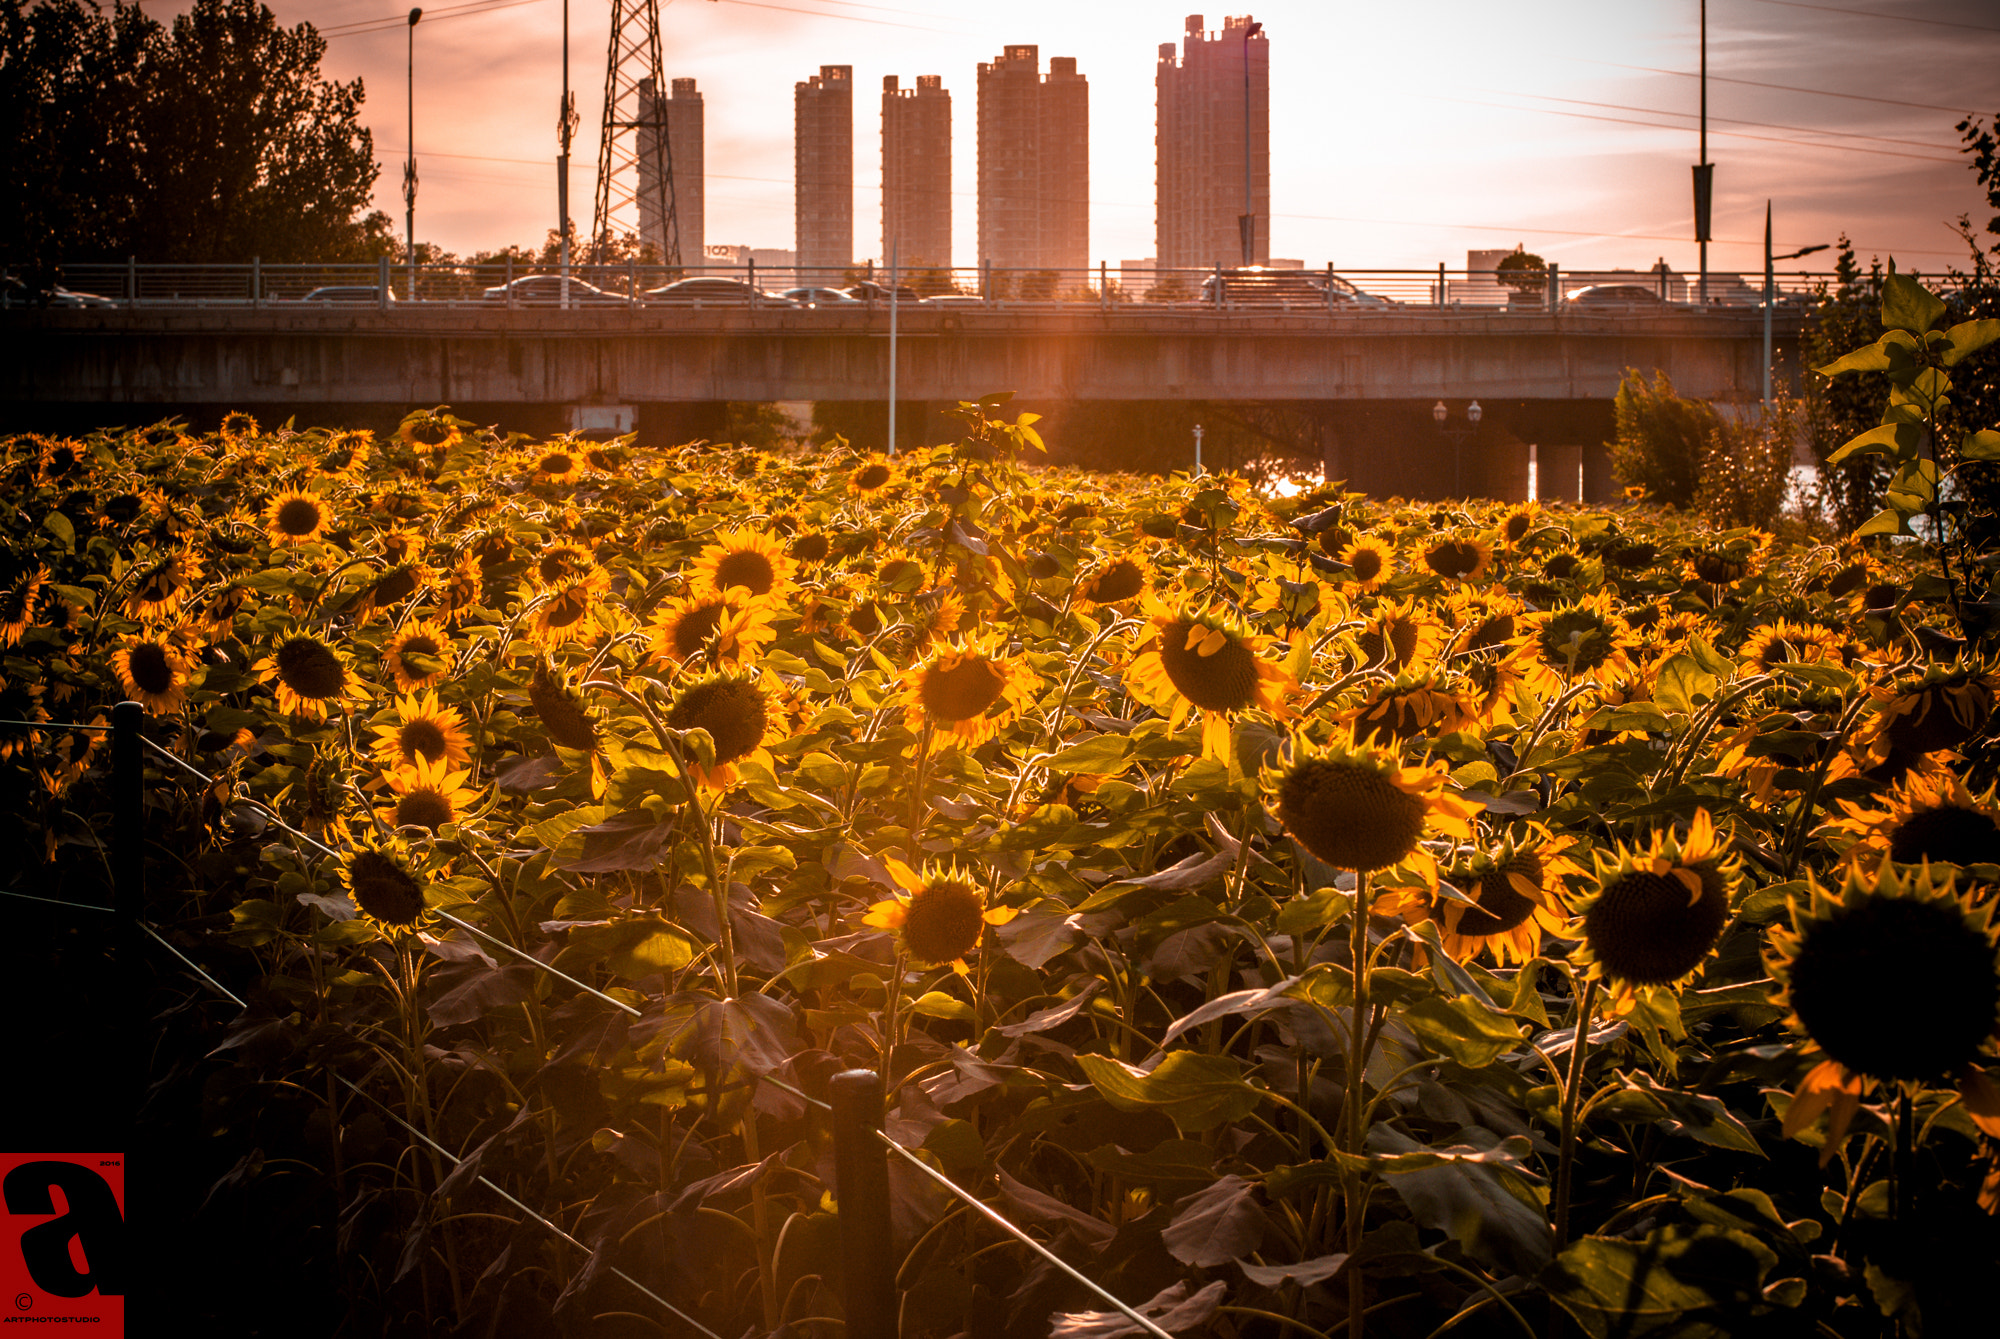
[
  {"left": 0, "top": 0, "right": 381, "bottom": 270},
  {"left": 1607, "top": 369, "right": 1714, "bottom": 510},
  {"left": 1495, "top": 248, "right": 1547, "bottom": 295}
]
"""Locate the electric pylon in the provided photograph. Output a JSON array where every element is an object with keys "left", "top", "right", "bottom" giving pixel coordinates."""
[{"left": 591, "top": 0, "right": 679, "bottom": 267}]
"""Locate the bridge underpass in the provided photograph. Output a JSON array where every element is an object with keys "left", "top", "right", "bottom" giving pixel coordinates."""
[{"left": 2, "top": 304, "right": 1802, "bottom": 500}]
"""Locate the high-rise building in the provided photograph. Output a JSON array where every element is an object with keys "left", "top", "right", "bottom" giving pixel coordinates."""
[
  {"left": 976, "top": 46, "right": 1088, "bottom": 275},
  {"left": 1156, "top": 14, "right": 1269, "bottom": 271},
  {"left": 795, "top": 65, "right": 854, "bottom": 279},
  {"left": 882, "top": 75, "right": 951, "bottom": 270},
  {"left": 637, "top": 77, "right": 705, "bottom": 265}
]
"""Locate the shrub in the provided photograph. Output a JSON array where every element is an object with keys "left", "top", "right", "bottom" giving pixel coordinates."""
[{"left": 1608, "top": 368, "right": 1714, "bottom": 509}]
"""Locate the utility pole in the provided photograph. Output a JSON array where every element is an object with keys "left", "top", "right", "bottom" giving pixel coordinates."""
[
  {"left": 1694, "top": 0, "right": 1710, "bottom": 306},
  {"left": 1240, "top": 20, "right": 1263, "bottom": 267},
  {"left": 1762, "top": 203, "right": 1829, "bottom": 407},
  {"left": 559, "top": 0, "right": 577, "bottom": 306},
  {"left": 405, "top": 9, "right": 421, "bottom": 301},
  {"left": 887, "top": 239, "right": 900, "bottom": 457}
]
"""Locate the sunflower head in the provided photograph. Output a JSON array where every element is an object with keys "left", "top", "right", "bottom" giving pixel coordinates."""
[
  {"left": 689, "top": 527, "right": 797, "bottom": 603},
  {"left": 1078, "top": 557, "right": 1146, "bottom": 605},
  {"left": 1769, "top": 863, "right": 2000, "bottom": 1089},
  {"left": 341, "top": 834, "right": 431, "bottom": 932},
  {"left": 399, "top": 411, "right": 461, "bottom": 453},
  {"left": 1574, "top": 811, "right": 1738, "bottom": 993},
  {"left": 1741, "top": 620, "right": 1847, "bottom": 674},
  {"left": 1436, "top": 828, "right": 1583, "bottom": 965},
  {"left": 383, "top": 621, "right": 453, "bottom": 694},
  {"left": 1345, "top": 672, "right": 1472, "bottom": 747},
  {"left": 1833, "top": 770, "right": 2000, "bottom": 873},
  {"left": 125, "top": 551, "right": 201, "bottom": 619},
  {"left": 258, "top": 631, "right": 353, "bottom": 720},
  {"left": 904, "top": 637, "right": 1036, "bottom": 747},
  {"left": 1423, "top": 536, "right": 1492, "bottom": 581},
  {"left": 1340, "top": 535, "right": 1395, "bottom": 590},
  {"left": 264, "top": 490, "right": 331, "bottom": 547},
  {"left": 381, "top": 754, "right": 480, "bottom": 833},
  {"left": 372, "top": 689, "right": 474, "bottom": 769},
  {"left": 847, "top": 456, "right": 899, "bottom": 496},
  {"left": 1864, "top": 659, "right": 2000, "bottom": 759},
  {"left": 1268, "top": 733, "right": 1477, "bottom": 874},
  {"left": 665, "top": 669, "right": 771, "bottom": 775},
  {"left": 112, "top": 629, "right": 194, "bottom": 716},
  {"left": 219, "top": 411, "right": 260, "bottom": 443},
  {"left": 530, "top": 442, "right": 584, "bottom": 484},
  {"left": 863, "top": 856, "right": 1007, "bottom": 969},
  {"left": 1510, "top": 594, "right": 1633, "bottom": 689},
  {"left": 529, "top": 659, "right": 599, "bottom": 753}
]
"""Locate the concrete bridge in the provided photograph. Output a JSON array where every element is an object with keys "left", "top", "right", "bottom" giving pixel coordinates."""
[{"left": 1, "top": 303, "right": 1806, "bottom": 500}]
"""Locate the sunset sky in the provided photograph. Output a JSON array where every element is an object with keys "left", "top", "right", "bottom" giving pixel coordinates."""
[{"left": 256, "top": 0, "right": 1993, "bottom": 277}]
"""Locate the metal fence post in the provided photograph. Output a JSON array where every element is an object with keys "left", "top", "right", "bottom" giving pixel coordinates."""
[
  {"left": 127, "top": 255, "right": 137, "bottom": 306},
  {"left": 829, "top": 1069, "right": 897, "bottom": 1339},
  {"left": 111, "top": 701, "right": 144, "bottom": 922},
  {"left": 1548, "top": 262, "right": 1561, "bottom": 314},
  {"left": 379, "top": 255, "right": 390, "bottom": 311},
  {"left": 251, "top": 256, "right": 261, "bottom": 308}
]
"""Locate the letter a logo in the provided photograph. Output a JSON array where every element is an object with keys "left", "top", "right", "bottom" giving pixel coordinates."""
[{"left": 3, "top": 1156, "right": 126, "bottom": 1301}]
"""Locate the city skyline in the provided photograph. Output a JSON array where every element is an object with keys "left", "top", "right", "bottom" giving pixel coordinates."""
[{"left": 255, "top": 1, "right": 1991, "bottom": 276}]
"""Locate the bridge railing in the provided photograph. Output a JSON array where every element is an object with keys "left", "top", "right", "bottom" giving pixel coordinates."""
[{"left": 20, "top": 259, "right": 1928, "bottom": 315}]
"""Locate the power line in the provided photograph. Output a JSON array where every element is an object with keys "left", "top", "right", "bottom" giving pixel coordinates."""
[
  {"left": 322, "top": 0, "right": 552, "bottom": 41},
  {"left": 1467, "top": 85, "right": 1959, "bottom": 153},
  {"left": 1560, "top": 55, "right": 1984, "bottom": 116},
  {"left": 1744, "top": 0, "right": 2000, "bottom": 35}
]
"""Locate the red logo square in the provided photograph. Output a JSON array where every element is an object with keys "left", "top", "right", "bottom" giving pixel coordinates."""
[{"left": 1, "top": 1153, "right": 124, "bottom": 1335}]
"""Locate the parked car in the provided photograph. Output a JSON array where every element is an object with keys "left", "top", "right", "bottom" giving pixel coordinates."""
[
  {"left": 781, "top": 286, "right": 861, "bottom": 307},
  {"left": 642, "top": 277, "right": 795, "bottom": 306},
  {"left": 843, "top": 280, "right": 924, "bottom": 304},
  {"left": 301, "top": 285, "right": 394, "bottom": 304},
  {"left": 1561, "top": 283, "right": 1669, "bottom": 309},
  {"left": 480, "top": 274, "right": 626, "bottom": 305},
  {"left": 1198, "top": 267, "right": 1393, "bottom": 309},
  {"left": 1, "top": 275, "right": 118, "bottom": 308}
]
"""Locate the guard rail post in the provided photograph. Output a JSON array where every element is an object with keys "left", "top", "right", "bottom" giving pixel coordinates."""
[
  {"left": 829, "top": 1069, "right": 897, "bottom": 1339},
  {"left": 1548, "top": 262, "right": 1561, "bottom": 314},
  {"left": 379, "top": 256, "right": 390, "bottom": 311},
  {"left": 251, "top": 256, "right": 261, "bottom": 309},
  {"left": 127, "top": 256, "right": 138, "bottom": 307}
]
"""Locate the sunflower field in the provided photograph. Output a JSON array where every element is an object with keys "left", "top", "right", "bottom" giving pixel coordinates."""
[{"left": 5, "top": 282, "right": 2000, "bottom": 1338}]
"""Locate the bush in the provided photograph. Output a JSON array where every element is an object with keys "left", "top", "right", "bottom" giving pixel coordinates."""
[
  {"left": 1608, "top": 368, "right": 1714, "bottom": 508},
  {"left": 1697, "top": 393, "right": 1803, "bottom": 530}
]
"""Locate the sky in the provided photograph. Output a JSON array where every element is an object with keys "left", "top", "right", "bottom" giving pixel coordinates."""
[{"left": 232, "top": 0, "right": 1996, "bottom": 277}]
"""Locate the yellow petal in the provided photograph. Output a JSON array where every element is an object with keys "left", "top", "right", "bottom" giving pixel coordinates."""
[
  {"left": 882, "top": 855, "right": 925, "bottom": 893},
  {"left": 983, "top": 906, "right": 1020, "bottom": 925},
  {"left": 1196, "top": 627, "right": 1229, "bottom": 658},
  {"left": 861, "top": 897, "right": 908, "bottom": 930},
  {"left": 1960, "top": 1065, "right": 2000, "bottom": 1137},
  {"left": 1184, "top": 623, "right": 1209, "bottom": 652},
  {"left": 1671, "top": 868, "right": 1705, "bottom": 906}
]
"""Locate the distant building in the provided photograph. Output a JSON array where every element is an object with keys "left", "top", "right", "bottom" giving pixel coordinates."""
[
  {"left": 976, "top": 45, "right": 1088, "bottom": 275},
  {"left": 795, "top": 65, "right": 854, "bottom": 278},
  {"left": 704, "top": 244, "right": 798, "bottom": 274},
  {"left": 882, "top": 75, "right": 952, "bottom": 270},
  {"left": 635, "top": 76, "right": 704, "bottom": 264},
  {"left": 1156, "top": 14, "right": 1269, "bottom": 271}
]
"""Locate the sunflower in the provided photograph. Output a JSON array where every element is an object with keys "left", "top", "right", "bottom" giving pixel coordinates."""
[
  {"left": 310, "top": 429, "right": 372, "bottom": 479},
  {"left": 111, "top": 628, "right": 194, "bottom": 715},
  {"left": 862, "top": 856, "right": 1014, "bottom": 972},
  {"left": 352, "top": 562, "right": 434, "bottom": 623},
  {"left": 664, "top": 668, "right": 781, "bottom": 788},
  {"left": 1448, "top": 590, "right": 1525, "bottom": 657},
  {"left": 0, "top": 677, "right": 46, "bottom": 760},
  {"left": 1423, "top": 535, "right": 1493, "bottom": 582},
  {"left": 1741, "top": 620, "right": 1847, "bottom": 674},
  {"left": 688, "top": 527, "right": 797, "bottom": 604},
  {"left": 1077, "top": 556, "right": 1148, "bottom": 606},
  {"left": 379, "top": 754, "right": 481, "bottom": 833},
  {"left": 219, "top": 411, "right": 260, "bottom": 443},
  {"left": 1506, "top": 593, "right": 1635, "bottom": 693},
  {"left": 1343, "top": 672, "right": 1473, "bottom": 747},
  {"left": 1768, "top": 864, "right": 2000, "bottom": 1163},
  {"left": 377, "top": 528, "right": 426, "bottom": 567},
  {"left": 650, "top": 593, "right": 776, "bottom": 666},
  {"left": 1833, "top": 771, "right": 2000, "bottom": 873},
  {"left": 528, "top": 572, "right": 609, "bottom": 648},
  {"left": 528, "top": 658, "right": 601, "bottom": 754},
  {"left": 124, "top": 550, "right": 202, "bottom": 621},
  {"left": 255, "top": 631, "right": 355, "bottom": 720},
  {"left": 1353, "top": 598, "right": 1445, "bottom": 672},
  {"left": 1125, "top": 602, "right": 1297, "bottom": 759},
  {"left": 529, "top": 441, "right": 585, "bottom": 485},
  {"left": 0, "top": 564, "right": 46, "bottom": 647},
  {"left": 1497, "top": 501, "right": 1544, "bottom": 550},
  {"left": 1436, "top": 828, "right": 1586, "bottom": 965},
  {"left": 341, "top": 834, "right": 431, "bottom": 932},
  {"left": 35, "top": 435, "right": 84, "bottom": 482},
  {"left": 1858, "top": 659, "right": 2000, "bottom": 762},
  {"left": 264, "top": 489, "right": 331, "bottom": 547},
  {"left": 194, "top": 583, "right": 251, "bottom": 640},
  {"left": 846, "top": 456, "right": 901, "bottom": 497},
  {"left": 398, "top": 411, "right": 461, "bottom": 454},
  {"left": 1268, "top": 732, "right": 1478, "bottom": 877},
  {"left": 382, "top": 620, "right": 454, "bottom": 693},
  {"left": 1460, "top": 656, "right": 1532, "bottom": 729},
  {"left": 1340, "top": 535, "right": 1396, "bottom": 592},
  {"left": 1573, "top": 810, "right": 1737, "bottom": 1000},
  {"left": 788, "top": 531, "right": 832, "bottom": 566},
  {"left": 901, "top": 637, "right": 1038, "bottom": 748},
  {"left": 372, "top": 689, "right": 474, "bottom": 769}
]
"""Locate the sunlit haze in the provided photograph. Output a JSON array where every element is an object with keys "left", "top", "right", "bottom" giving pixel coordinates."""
[{"left": 250, "top": 1, "right": 1994, "bottom": 274}]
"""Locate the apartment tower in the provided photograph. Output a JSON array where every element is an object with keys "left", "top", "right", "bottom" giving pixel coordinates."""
[
  {"left": 635, "top": 77, "right": 704, "bottom": 264},
  {"left": 795, "top": 65, "right": 854, "bottom": 278},
  {"left": 1156, "top": 14, "right": 1269, "bottom": 270},
  {"left": 882, "top": 75, "right": 952, "bottom": 270},
  {"left": 976, "top": 46, "right": 1088, "bottom": 275}
]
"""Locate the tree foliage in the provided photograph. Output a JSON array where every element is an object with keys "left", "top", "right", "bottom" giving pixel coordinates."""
[
  {"left": 1607, "top": 369, "right": 1714, "bottom": 510},
  {"left": 0, "top": 0, "right": 382, "bottom": 272}
]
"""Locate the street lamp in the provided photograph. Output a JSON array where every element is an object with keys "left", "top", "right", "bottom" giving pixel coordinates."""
[
  {"left": 1763, "top": 200, "right": 1829, "bottom": 407},
  {"left": 558, "top": 0, "right": 577, "bottom": 308},
  {"left": 1433, "top": 400, "right": 1483, "bottom": 499},
  {"left": 1239, "top": 20, "right": 1264, "bottom": 267},
  {"left": 1193, "top": 423, "right": 1205, "bottom": 475},
  {"left": 404, "top": 9, "right": 421, "bottom": 301}
]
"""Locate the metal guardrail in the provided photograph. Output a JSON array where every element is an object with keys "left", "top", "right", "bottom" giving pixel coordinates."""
[{"left": 8, "top": 257, "right": 1883, "bottom": 316}]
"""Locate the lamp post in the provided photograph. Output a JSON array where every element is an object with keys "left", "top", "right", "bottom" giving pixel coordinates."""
[
  {"left": 1762, "top": 201, "right": 1828, "bottom": 407},
  {"left": 1193, "top": 423, "right": 1205, "bottom": 476},
  {"left": 558, "top": 0, "right": 576, "bottom": 308},
  {"left": 1433, "top": 400, "right": 1483, "bottom": 500},
  {"left": 404, "top": 9, "right": 421, "bottom": 302},
  {"left": 1240, "top": 20, "right": 1263, "bottom": 267}
]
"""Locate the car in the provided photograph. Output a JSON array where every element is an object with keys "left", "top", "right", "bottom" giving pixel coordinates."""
[
  {"left": 300, "top": 285, "right": 394, "bottom": 304},
  {"left": 641, "top": 277, "right": 795, "bottom": 306},
  {"left": 1198, "top": 267, "right": 1393, "bottom": 309},
  {"left": 923, "top": 293, "right": 989, "bottom": 307},
  {"left": 480, "top": 274, "right": 627, "bottom": 305},
  {"left": 1, "top": 275, "right": 118, "bottom": 308},
  {"left": 843, "top": 280, "right": 924, "bottom": 304},
  {"left": 781, "top": 286, "right": 861, "bottom": 307},
  {"left": 1561, "top": 283, "right": 1669, "bottom": 309}
]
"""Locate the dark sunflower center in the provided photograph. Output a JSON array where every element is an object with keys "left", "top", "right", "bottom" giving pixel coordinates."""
[
  {"left": 1276, "top": 759, "right": 1427, "bottom": 872},
  {"left": 1887, "top": 805, "right": 2000, "bottom": 867},
  {"left": 1086, "top": 560, "right": 1145, "bottom": 603},
  {"left": 1693, "top": 553, "right": 1746, "bottom": 583},
  {"left": 539, "top": 453, "right": 574, "bottom": 475},
  {"left": 373, "top": 568, "right": 420, "bottom": 604},
  {"left": 530, "top": 668, "right": 597, "bottom": 751},
  {"left": 275, "top": 498, "right": 323, "bottom": 536},
  {"left": 1505, "top": 512, "right": 1531, "bottom": 544},
  {"left": 1789, "top": 895, "right": 1999, "bottom": 1081},
  {"left": 348, "top": 850, "right": 426, "bottom": 926},
  {"left": 317, "top": 448, "right": 355, "bottom": 473},
  {"left": 901, "top": 880, "right": 986, "bottom": 965},
  {"left": 714, "top": 549, "right": 777, "bottom": 596},
  {"left": 667, "top": 680, "right": 767, "bottom": 763},
  {"left": 855, "top": 463, "right": 891, "bottom": 490},
  {"left": 1583, "top": 866, "right": 1728, "bottom": 986},
  {"left": 399, "top": 634, "right": 442, "bottom": 664},
  {"left": 673, "top": 602, "right": 725, "bottom": 657},
  {"left": 411, "top": 421, "right": 452, "bottom": 447},
  {"left": 127, "top": 641, "right": 176, "bottom": 694},
  {"left": 1349, "top": 547, "right": 1384, "bottom": 581},
  {"left": 1358, "top": 618, "right": 1420, "bottom": 668},
  {"left": 395, "top": 789, "right": 455, "bottom": 831},
  {"left": 1, "top": 586, "right": 31, "bottom": 624},
  {"left": 543, "top": 589, "right": 592, "bottom": 629},
  {"left": 538, "top": 549, "right": 584, "bottom": 584},
  {"left": 1159, "top": 619, "right": 1261, "bottom": 712},
  {"left": 848, "top": 602, "right": 883, "bottom": 637},
  {"left": 920, "top": 656, "right": 1007, "bottom": 723},
  {"left": 1538, "top": 610, "right": 1615, "bottom": 673},
  {"left": 398, "top": 718, "right": 449, "bottom": 762},
  {"left": 790, "top": 533, "right": 830, "bottom": 563},
  {"left": 1467, "top": 614, "right": 1515, "bottom": 653},
  {"left": 1426, "top": 541, "right": 1482, "bottom": 578},
  {"left": 1355, "top": 691, "right": 1437, "bottom": 745},
  {"left": 1456, "top": 855, "right": 1543, "bottom": 937},
  {"left": 133, "top": 561, "right": 182, "bottom": 603},
  {"left": 274, "top": 638, "right": 346, "bottom": 697},
  {"left": 1885, "top": 681, "right": 1993, "bottom": 755}
]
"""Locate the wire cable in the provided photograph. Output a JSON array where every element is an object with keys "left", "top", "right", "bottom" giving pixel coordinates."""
[
  {"left": 1745, "top": 0, "right": 2000, "bottom": 35},
  {"left": 0, "top": 888, "right": 114, "bottom": 913}
]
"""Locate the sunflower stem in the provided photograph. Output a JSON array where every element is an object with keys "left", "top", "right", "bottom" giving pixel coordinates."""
[
  {"left": 1554, "top": 976, "right": 1601, "bottom": 1248},
  {"left": 1345, "top": 870, "right": 1374, "bottom": 1339}
]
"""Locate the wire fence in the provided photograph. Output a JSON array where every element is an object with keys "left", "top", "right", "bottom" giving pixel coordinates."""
[
  {"left": 17, "top": 702, "right": 1175, "bottom": 1339},
  {"left": 11, "top": 257, "right": 1901, "bottom": 316}
]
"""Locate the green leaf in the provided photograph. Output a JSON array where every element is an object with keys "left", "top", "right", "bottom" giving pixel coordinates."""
[
  {"left": 1654, "top": 654, "right": 1718, "bottom": 714},
  {"left": 1880, "top": 268, "right": 1948, "bottom": 334},
  {"left": 1941, "top": 317, "right": 2000, "bottom": 367},
  {"left": 1372, "top": 1127, "right": 1553, "bottom": 1275},
  {"left": 1400, "top": 992, "right": 1525, "bottom": 1067},
  {"left": 1825, "top": 422, "right": 1923, "bottom": 467},
  {"left": 1542, "top": 1225, "right": 1779, "bottom": 1337},
  {"left": 1815, "top": 329, "right": 1917, "bottom": 377},
  {"left": 1884, "top": 458, "right": 1938, "bottom": 511},
  {"left": 909, "top": 990, "right": 976, "bottom": 1021},
  {"left": 1045, "top": 732, "right": 1133, "bottom": 774},
  {"left": 41, "top": 510, "right": 74, "bottom": 550},
  {"left": 1961, "top": 430, "right": 2000, "bottom": 462},
  {"left": 1077, "top": 1051, "right": 1262, "bottom": 1133},
  {"left": 1852, "top": 507, "right": 1908, "bottom": 538}
]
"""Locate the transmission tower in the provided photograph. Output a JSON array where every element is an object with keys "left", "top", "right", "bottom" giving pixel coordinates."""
[{"left": 591, "top": 0, "right": 679, "bottom": 266}]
